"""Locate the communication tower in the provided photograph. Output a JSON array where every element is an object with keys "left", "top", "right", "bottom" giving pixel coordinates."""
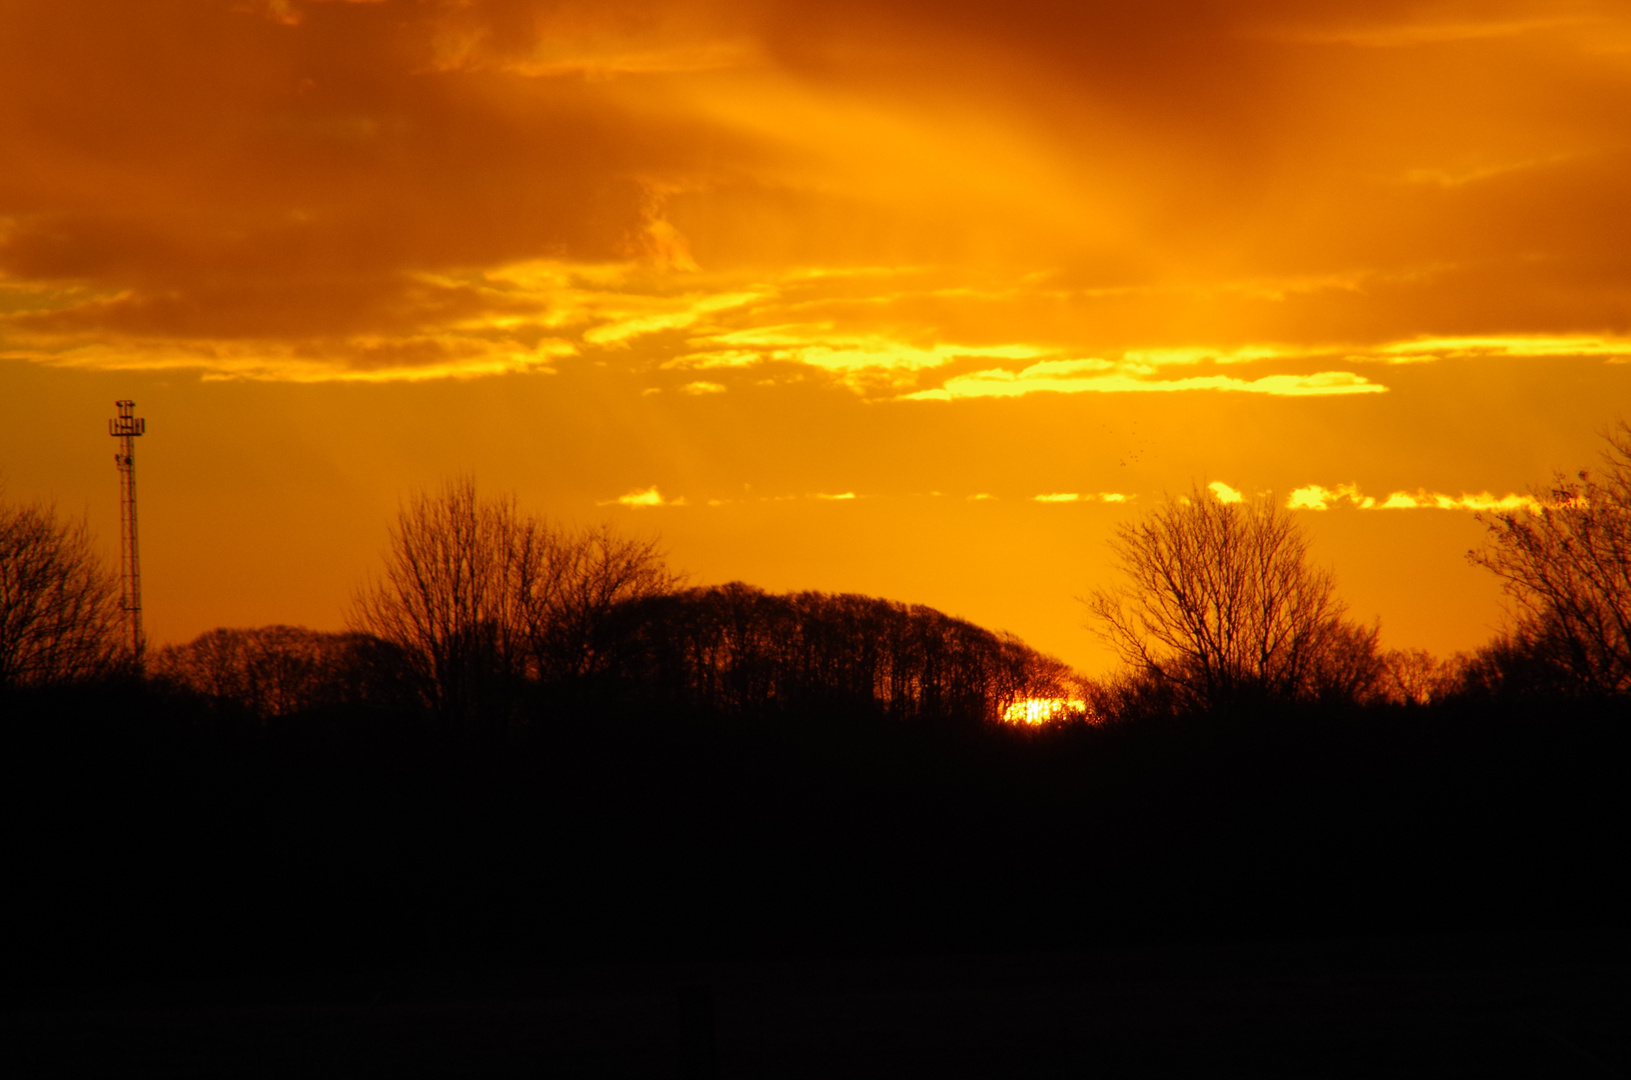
[{"left": 109, "top": 400, "right": 146, "bottom": 663}]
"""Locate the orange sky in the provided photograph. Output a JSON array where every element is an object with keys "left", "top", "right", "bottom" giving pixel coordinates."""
[{"left": 4, "top": 0, "right": 1631, "bottom": 673}]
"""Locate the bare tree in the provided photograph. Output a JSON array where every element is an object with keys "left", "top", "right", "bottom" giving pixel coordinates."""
[
  {"left": 1307, "top": 618, "right": 1385, "bottom": 705},
  {"left": 151, "top": 626, "right": 253, "bottom": 704},
  {"left": 1087, "top": 486, "right": 1379, "bottom": 713},
  {"left": 1374, "top": 647, "right": 1463, "bottom": 706},
  {"left": 1468, "top": 421, "right": 1631, "bottom": 697},
  {"left": 523, "top": 523, "right": 684, "bottom": 687},
  {"left": 351, "top": 479, "right": 540, "bottom": 724},
  {"left": 350, "top": 478, "right": 680, "bottom": 724},
  {"left": 0, "top": 497, "right": 122, "bottom": 690}
]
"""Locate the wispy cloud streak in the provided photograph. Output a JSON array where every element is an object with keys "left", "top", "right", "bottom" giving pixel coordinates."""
[{"left": 1287, "top": 484, "right": 1542, "bottom": 513}]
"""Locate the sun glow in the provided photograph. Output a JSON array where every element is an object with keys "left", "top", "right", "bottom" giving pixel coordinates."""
[{"left": 1002, "top": 697, "right": 1088, "bottom": 726}]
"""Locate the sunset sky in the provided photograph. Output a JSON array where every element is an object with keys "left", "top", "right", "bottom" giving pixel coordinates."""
[{"left": 4, "top": 0, "right": 1631, "bottom": 673}]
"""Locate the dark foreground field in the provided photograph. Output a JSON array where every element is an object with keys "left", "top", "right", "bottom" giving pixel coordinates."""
[
  {"left": 5, "top": 930, "right": 1629, "bottom": 1078},
  {"left": 4, "top": 687, "right": 1627, "bottom": 1075}
]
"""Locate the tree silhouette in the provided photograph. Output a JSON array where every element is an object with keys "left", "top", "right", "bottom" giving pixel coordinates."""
[
  {"left": 350, "top": 479, "right": 532, "bottom": 724},
  {"left": 1375, "top": 647, "right": 1464, "bottom": 706},
  {"left": 522, "top": 522, "right": 683, "bottom": 691},
  {"left": 150, "top": 625, "right": 410, "bottom": 717},
  {"left": 0, "top": 497, "right": 122, "bottom": 691},
  {"left": 1087, "top": 485, "right": 1379, "bottom": 713},
  {"left": 610, "top": 582, "right": 1088, "bottom": 725},
  {"left": 349, "top": 478, "right": 679, "bottom": 724},
  {"left": 1469, "top": 421, "right": 1631, "bottom": 697}
]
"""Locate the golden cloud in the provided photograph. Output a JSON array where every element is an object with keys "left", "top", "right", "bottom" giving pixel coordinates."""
[
  {"left": 1372, "top": 336, "right": 1631, "bottom": 364},
  {"left": 2, "top": 329, "right": 574, "bottom": 383},
  {"left": 1287, "top": 484, "right": 1543, "bottom": 513},
  {"left": 583, "top": 290, "right": 769, "bottom": 347},
  {"left": 684, "top": 325, "right": 1049, "bottom": 375},
  {"left": 5, "top": 0, "right": 1631, "bottom": 388},
  {"left": 908, "top": 364, "right": 1387, "bottom": 400},
  {"left": 1032, "top": 492, "right": 1134, "bottom": 504},
  {"left": 603, "top": 485, "right": 686, "bottom": 508}
]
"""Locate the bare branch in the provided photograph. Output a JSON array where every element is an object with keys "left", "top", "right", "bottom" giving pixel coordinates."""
[
  {"left": 1087, "top": 485, "right": 1377, "bottom": 713},
  {"left": 0, "top": 498, "right": 122, "bottom": 690},
  {"left": 349, "top": 477, "right": 682, "bottom": 724},
  {"left": 1468, "top": 420, "right": 1631, "bottom": 696}
]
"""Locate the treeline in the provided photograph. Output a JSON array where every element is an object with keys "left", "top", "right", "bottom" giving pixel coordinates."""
[
  {"left": 144, "top": 584, "right": 1084, "bottom": 730},
  {"left": 8, "top": 626, "right": 1626, "bottom": 982},
  {"left": 1081, "top": 421, "right": 1631, "bottom": 718},
  {"left": 5, "top": 479, "right": 1085, "bottom": 729},
  {"left": 5, "top": 438, "right": 1631, "bottom": 981},
  {"left": 133, "top": 478, "right": 1090, "bottom": 729},
  {"left": 9, "top": 421, "right": 1631, "bottom": 726},
  {"left": 609, "top": 584, "right": 1081, "bottom": 722}
]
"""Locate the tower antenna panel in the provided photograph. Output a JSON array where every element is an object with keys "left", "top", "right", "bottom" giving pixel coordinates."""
[{"left": 109, "top": 400, "right": 146, "bottom": 665}]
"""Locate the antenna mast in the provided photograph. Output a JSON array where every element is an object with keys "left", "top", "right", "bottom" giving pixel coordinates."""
[{"left": 109, "top": 400, "right": 146, "bottom": 665}]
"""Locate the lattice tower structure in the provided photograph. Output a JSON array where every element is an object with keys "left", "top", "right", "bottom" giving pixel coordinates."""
[{"left": 109, "top": 400, "right": 146, "bottom": 664}]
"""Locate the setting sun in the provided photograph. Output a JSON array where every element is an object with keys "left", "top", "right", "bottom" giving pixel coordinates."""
[{"left": 1002, "top": 697, "right": 1089, "bottom": 726}]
